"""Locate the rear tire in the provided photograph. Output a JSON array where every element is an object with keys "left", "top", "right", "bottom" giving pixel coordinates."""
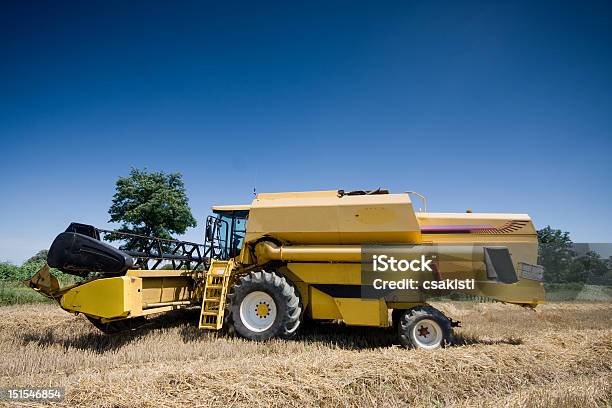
[
  {"left": 229, "top": 271, "right": 302, "bottom": 341},
  {"left": 398, "top": 306, "right": 453, "bottom": 349}
]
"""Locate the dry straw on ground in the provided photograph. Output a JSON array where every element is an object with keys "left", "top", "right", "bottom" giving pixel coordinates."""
[{"left": 0, "top": 302, "right": 610, "bottom": 407}]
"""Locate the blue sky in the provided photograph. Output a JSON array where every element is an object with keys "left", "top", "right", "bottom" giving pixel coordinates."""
[{"left": 1, "top": 1, "right": 611, "bottom": 263}]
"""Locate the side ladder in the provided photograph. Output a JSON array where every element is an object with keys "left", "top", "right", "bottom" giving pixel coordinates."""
[{"left": 199, "top": 259, "right": 234, "bottom": 330}]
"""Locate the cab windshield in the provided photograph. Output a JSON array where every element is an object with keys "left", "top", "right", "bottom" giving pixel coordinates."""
[{"left": 206, "top": 210, "right": 249, "bottom": 260}]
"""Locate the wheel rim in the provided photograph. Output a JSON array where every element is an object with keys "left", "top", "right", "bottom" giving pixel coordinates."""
[
  {"left": 239, "top": 291, "right": 277, "bottom": 333},
  {"left": 411, "top": 319, "right": 443, "bottom": 349}
]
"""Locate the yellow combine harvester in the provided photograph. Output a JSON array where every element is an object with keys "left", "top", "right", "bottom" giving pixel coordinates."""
[{"left": 27, "top": 189, "right": 545, "bottom": 349}]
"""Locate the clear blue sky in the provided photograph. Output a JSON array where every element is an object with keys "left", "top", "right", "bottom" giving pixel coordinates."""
[{"left": 1, "top": 1, "right": 611, "bottom": 263}]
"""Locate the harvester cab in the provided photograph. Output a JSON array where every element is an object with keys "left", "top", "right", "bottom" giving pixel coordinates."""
[
  {"left": 205, "top": 206, "right": 249, "bottom": 261},
  {"left": 26, "top": 189, "right": 546, "bottom": 349}
]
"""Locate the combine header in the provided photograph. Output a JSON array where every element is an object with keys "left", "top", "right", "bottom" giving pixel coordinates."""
[{"left": 27, "top": 190, "right": 545, "bottom": 349}]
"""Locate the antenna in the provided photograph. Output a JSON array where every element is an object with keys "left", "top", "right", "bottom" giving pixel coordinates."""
[{"left": 252, "top": 166, "right": 259, "bottom": 197}]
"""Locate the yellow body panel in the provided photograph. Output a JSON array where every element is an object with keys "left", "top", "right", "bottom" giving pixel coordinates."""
[
  {"left": 287, "top": 263, "right": 361, "bottom": 285},
  {"left": 307, "top": 287, "right": 388, "bottom": 326},
  {"left": 334, "top": 298, "right": 388, "bottom": 327},
  {"left": 246, "top": 190, "right": 422, "bottom": 244},
  {"left": 465, "top": 280, "right": 545, "bottom": 305},
  {"left": 417, "top": 212, "right": 537, "bottom": 234},
  {"left": 60, "top": 276, "right": 142, "bottom": 319},
  {"left": 57, "top": 271, "right": 194, "bottom": 320},
  {"left": 285, "top": 257, "right": 544, "bottom": 325},
  {"left": 308, "top": 286, "right": 342, "bottom": 320},
  {"left": 140, "top": 277, "right": 191, "bottom": 306},
  {"left": 127, "top": 269, "right": 193, "bottom": 307}
]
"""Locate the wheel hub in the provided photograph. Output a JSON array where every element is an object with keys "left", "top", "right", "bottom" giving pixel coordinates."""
[
  {"left": 239, "top": 291, "right": 277, "bottom": 332},
  {"left": 417, "top": 325, "right": 430, "bottom": 338},
  {"left": 255, "top": 302, "right": 270, "bottom": 318},
  {"left": 411, "top": 318, "right": 443, "bottom": 349}
]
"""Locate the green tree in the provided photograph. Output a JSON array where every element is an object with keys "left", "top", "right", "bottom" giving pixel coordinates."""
[
  {"left": 1, "top": 250, "right": 51, "bottom": 281},
  {"left": 0, "top": 262, "right": 22, "bottom": 281},
  {"left": 568, "top": 251, "right": 609, "bottom": 284},
  {"left": 108, "top": 168, "right": 197, "bottom": 250},
  {"left": 537, "top": 226, "right": 575, "bottom": 283},
  {"left": 604, "top": 257, "right": 612, "bottom": 285},
  {"left": 25, "top": 249, "right": 48, "bottom": 264}
]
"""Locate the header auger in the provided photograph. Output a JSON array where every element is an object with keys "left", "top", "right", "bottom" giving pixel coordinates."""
[{"left": 27, "top": 189, "right": 545, "bottom": 349}]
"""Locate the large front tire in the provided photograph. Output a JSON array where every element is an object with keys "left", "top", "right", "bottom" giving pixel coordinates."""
[{"left": 229, "top": 271, "right": 301, "bottom": 341}]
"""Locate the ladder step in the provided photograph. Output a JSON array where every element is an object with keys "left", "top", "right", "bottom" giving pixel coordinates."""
[{"left": 198, "top": 260, "right": 234, "bottom": 330}]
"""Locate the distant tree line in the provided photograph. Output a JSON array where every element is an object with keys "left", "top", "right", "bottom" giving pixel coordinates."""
[
  {"left": 0, "top": 250, "right": 74, "bottom": 282},
  {"left": 538, "top": 226, "right": 612, "bottom": 285}
]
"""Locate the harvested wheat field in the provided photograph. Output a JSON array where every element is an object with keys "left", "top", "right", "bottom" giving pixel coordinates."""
[{"left": 0, "top": 302, "right": 610, "bottom": 408}]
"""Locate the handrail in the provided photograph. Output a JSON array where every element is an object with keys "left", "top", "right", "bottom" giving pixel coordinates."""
[{"left": 405, "top": 191, "right": 428, "bottom": 212}]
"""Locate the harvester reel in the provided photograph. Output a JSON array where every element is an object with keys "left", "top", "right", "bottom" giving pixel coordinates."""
[{"left": 228, "top": 271, "right": 302, "bottom": 341}]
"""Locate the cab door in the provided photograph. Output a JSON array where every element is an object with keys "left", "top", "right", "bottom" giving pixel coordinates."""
[{"left": 205, "top": 210, "right": 249, "bottom": 260}]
